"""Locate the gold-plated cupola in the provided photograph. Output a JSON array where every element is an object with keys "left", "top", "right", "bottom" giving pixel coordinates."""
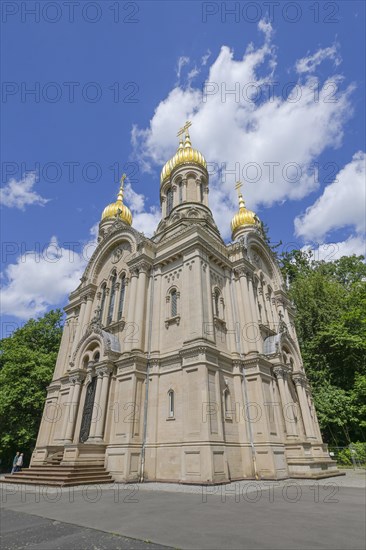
[
  {"left": 101, "top": 174, "right": 133, "bottom": 225},
  {"left": 160, "top": 121, "right": 207, "bottom": 185},
  {"left": 231, "top": 181, "right": 260, "bottom": 239}
]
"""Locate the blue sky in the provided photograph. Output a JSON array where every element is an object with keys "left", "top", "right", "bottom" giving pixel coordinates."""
[{"left": 1, "top": 0, "right": 365, "bottom": 332}]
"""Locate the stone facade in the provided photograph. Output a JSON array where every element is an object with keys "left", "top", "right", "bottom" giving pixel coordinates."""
[{"left": 31, "top": 135, "right": 338, "bottom": 482}]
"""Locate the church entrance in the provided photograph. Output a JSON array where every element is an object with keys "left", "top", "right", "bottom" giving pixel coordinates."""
[{"left": 79, "top": 376, "right": 97, "bottom": 443}]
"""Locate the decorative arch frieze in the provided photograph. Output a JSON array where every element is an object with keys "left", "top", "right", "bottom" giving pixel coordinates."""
[
  {"left": 85, "top": 231, "right": 138, "bottom": 285},
  {"left": 70, "top": 324, "right": 121, "bottom": 369}
]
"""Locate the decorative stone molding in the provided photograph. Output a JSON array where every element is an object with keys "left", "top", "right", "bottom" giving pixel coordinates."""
[
  {"left": 292, "top": 374, "right": 307, "bottom": 387},
  {"left": 136, "top": 261, "right": 152, "bottom": 274},
  {"left": 273, "top": 366, "right": 290, "bottom": 380},
  {"left": 165, "top": 315, "right": 181, "bottom": 328},
  {"left": 213, "top": 316, "right": 227, "bottom": 332},
  {"left": 69, "top": 372, "right": 85, "bottom": 384},
  {"left": 95, "top": 365, "right": 113, "bottom": 377},
  {"left": 71, "top": 324, "right": 121, "bottom": 365}
]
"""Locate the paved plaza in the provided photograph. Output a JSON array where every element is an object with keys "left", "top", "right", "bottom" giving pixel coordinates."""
[{"left": 1, "top": 470, "right": 365, "bottom": 549}]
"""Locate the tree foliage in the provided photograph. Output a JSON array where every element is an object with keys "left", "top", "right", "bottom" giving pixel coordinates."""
[
  {"left": 280, "top": 252, "right": 366, "bottom": 445},
  {"left": 0, "top": 310, "right": 63, "bottom": 469}
]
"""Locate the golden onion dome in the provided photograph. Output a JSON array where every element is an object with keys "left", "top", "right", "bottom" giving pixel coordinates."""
[
  {"left": 101, "top": 174, "right": 133, "bottom": 225},
  {"left": 160, "top": 127, "right": 207, "bottom": 185},
  {"left": 231, "top": 184, "right": 260, "bottom": 237}
]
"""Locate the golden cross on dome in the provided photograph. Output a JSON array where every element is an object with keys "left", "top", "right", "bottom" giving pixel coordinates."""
[
  {"left": 117, "top": 173, "right": 127, "bottom": 201},
  {"left": 120, "top": 173, "right": 127, "bottom": 188},
  {"left": 177, "top": 120, "right": 192, "bottom": 138},
  {"left": 235, "top": 181, "right": 243, "bottom": 196}
]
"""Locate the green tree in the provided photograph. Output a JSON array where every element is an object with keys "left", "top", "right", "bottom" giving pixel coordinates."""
[
  {"left": 0, "top": 310, "right": 63, "bottom": 470},
  {"left": 280, "top": 252, "right": 366, "bottom": 445}
]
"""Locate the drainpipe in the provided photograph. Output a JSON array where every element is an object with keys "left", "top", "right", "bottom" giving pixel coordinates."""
[
  {"left": 229, "top": 270, "right": 259, "bottom": 480},
  {"left": 140, "top": 267, "right": 155, "bottom": 483}
]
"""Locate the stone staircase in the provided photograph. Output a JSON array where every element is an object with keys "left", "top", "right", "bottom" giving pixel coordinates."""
[{"left": 2, "top": 463, "right": 113, "bottom": 487}]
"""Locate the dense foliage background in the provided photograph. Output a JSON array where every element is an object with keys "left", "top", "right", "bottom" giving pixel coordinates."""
[
  {"left": 280, "top": 252, "right": 366, "bottom": 447},
  {"left": 0, "top": 253, "right": 365, "bottom": 470},
  {"left": 0, "top": 310, "right": 63, "bottom": 469}
]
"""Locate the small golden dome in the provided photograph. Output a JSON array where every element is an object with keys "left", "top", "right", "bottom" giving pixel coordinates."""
[
  {"left": 160, "top": 123, "right": 207, "bottom": 185},
  {"left": 231, "top": 183, "right": 259, "bottom": 237},
  {"left": 101, "top": 174, "right": 133, "bottom": 225}
]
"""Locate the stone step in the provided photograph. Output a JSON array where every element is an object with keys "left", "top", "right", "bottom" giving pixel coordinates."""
[
  {"left": 3, "top": 472, "right": 112, "bottom": 482},
  {"left": 1, "top": 463, "right": 114, "bottom": 487},
  {"left": 8, "top": 470, "right": 110, "bottom": 479},
  {"left": 1, "top": 477, "right": 113, "bottom": 487},
  {"left": 20, "top": 467, "right": 107, "bottom": 474}
]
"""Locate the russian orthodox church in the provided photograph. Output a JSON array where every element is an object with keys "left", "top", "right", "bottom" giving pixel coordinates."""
[{"left": 27, "top": 123, "right": 338, "bottom": 484}]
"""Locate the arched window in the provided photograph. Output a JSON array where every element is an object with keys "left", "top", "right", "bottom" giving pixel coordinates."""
[
  {"left": 168, "top": 390, "right": 175, "bottom": 418},
  {"left": 93, "top": 351, "right": 100, "bottom": 363},
  {"left": 200, "top": 182, "right": 204, "bottom": 202},
  {"left": 178, "top": 182, "right": 183, "bottom": 204},
  {"left": 100, "top": 283, "right": 107, "bottom": 325},
  {"left": 166, "top": 187, "right": 173, "bottom": 215},
  {"left": 171, "top": 289, "right": 177, "bottom": 317},
  {"left": 214, "top": 289, "right": 220, "bottom": 317},
  {"left": 107, "top": 272, "right": 117, "bottom": 325},
  {"left": 117, "top": 274, "right": 126, "bottom": 320}
]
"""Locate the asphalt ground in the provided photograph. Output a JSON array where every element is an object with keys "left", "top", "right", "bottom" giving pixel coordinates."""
[{"left": 1, "top": 470, "right": 365, "bottom": 550}]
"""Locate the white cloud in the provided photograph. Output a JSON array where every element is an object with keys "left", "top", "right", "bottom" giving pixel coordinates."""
[
  {"left": 201, "top": 50, "right": 211, "bottom": 66},
  {"left": 131, "top": 21, "right": 354, "bottom": 239},
  {"left": 1, "top": 227, "right": 98, "bottom": 320},
  {"left": 303, "top": 235, "right": 365, "bottom": 262},
  {"left": 0, "top": 172, "right": 49, "bottom": 210},
  {"left": 295, "top": 44, "right": 341, "bottom": 74},
  {"left": 0, "top": 176, "right": 162, "bottom": 320},
  {"left": 176, "top": 56, "right": 190, "bottom": 79},
  {"left": 124, "top": 182, "right": 161, "bottom": 236},
  {"left": 295, "top": 151, "right": 366, "bottom": 241}
]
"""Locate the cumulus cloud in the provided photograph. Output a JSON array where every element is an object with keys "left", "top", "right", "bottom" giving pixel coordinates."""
[
  {"left": 303, "top": 235, "right": 365, "bottom": 262},
  {"left": 1, "top": 175, "right": 160, "bottom": 321},
  {"left": 1, "top": 227, "right": 98, "bottom": 320},
  {"left": 131, "top": 21, "right": 354, "bottom": 239},
  {"left": 124, "top": 182, "right": 161, "bottom": 236},
  {"left": 295, "top": 44, "right": 342, "bottom": 74},
  {"left": 295, "top": 151, "right": 366, "bottom": 241},
  {"left": 0, "top": 172, "right": 49, "bottom": 210}
]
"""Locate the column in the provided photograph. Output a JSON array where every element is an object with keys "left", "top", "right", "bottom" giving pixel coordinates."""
[
  {"left": 94, "top": 366, "right": 112, "bottom": 441},
  {"left": 112, "top": 280, "right": 121, "bottom": 322},
  {"left": 258, "top": 285, "right": 269, "bottom": 325},
  {"left": 125, "top": 269, "right": 138, "bottom": 351},
  {"left": 222, "top": 269, "right": 236, "bottom": 352},
  {"left": 83, "top": 292, "right": 94, "bottom": 329},
  {"left": 203, "top": 262, "right": 215, "bottom": 343},
  {"left": 239, "top": 271, "right": 258, "bottom": 354},
  {"left": 273, "top": 367, "right": 297, "bottom": 437},
  {"left": 71, "top": 298, "right": 87, "bottom": 355},
  {"left": 293, "top": 375, "right": 314, "bottom": 438},
  {"left": 88, "top": 370, "right": 103, "bottom": 440},
  {"left": 151, "top": 266, "right": 162, "bottom": 353},
  {"left": 134, "top": 263, "right": 149, "bottom": 350},
  {"left": 182, "top": 177, "right": 188, "bottom": 202},
  {"left": 283, "top": 375, "right": 299, "bottom": 437},
  {"left": 64, "top": 374, "right": 83, "bottom": 443}
]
